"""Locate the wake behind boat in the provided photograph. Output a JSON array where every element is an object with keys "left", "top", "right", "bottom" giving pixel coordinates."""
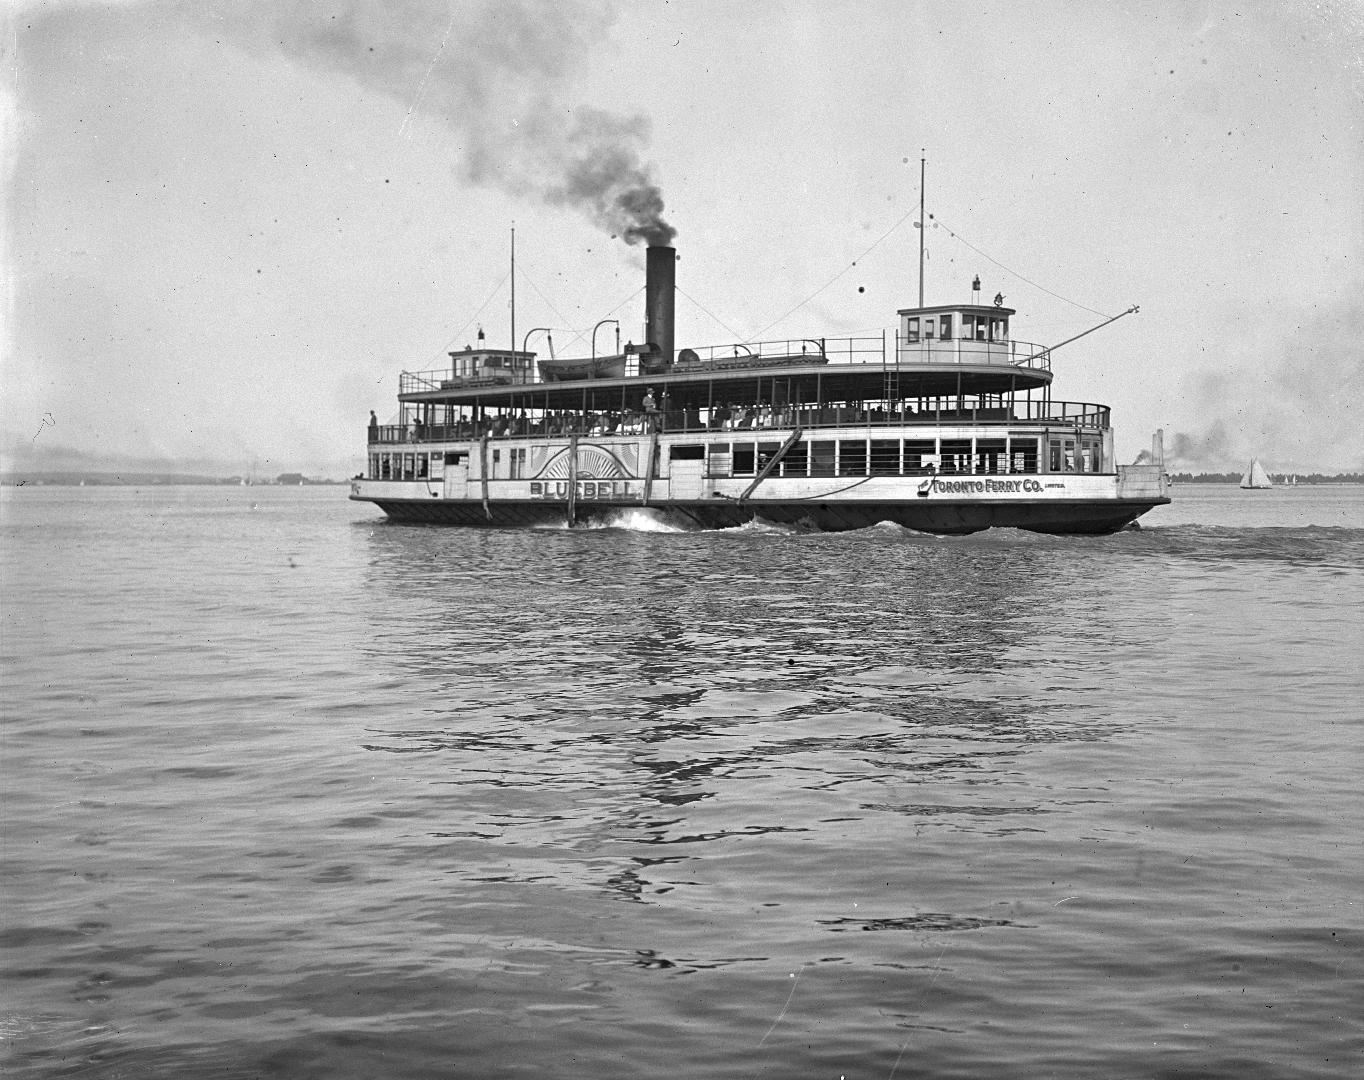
[{"left": 352, "top": 233, "right": 1170, "bottom": 534}]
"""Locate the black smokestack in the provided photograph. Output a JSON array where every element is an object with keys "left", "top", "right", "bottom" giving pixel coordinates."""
[{"left": 645, "top": 245, "right": 675, "bottom": 369}]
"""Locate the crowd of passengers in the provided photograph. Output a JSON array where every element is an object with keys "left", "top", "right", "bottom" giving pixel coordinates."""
[{"left": 374, "top": 399, "right": 1035, "bottom": 443}]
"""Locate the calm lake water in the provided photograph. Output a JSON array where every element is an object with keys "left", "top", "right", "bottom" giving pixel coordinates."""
[{"left": 2, "top": 483, "right": 1361, "bottom": 1079}]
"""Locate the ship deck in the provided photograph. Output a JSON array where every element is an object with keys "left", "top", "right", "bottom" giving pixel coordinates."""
[{"left": 396, "top": 336, "right": 1054, "bottom": 412}]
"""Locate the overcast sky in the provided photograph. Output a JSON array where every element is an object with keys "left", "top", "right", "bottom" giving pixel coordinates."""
[{"left": 4, "top": 0, "right": 1362, "bottom": 476}]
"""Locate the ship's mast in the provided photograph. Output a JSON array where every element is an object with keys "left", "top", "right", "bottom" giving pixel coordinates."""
[
  {"left": 510, "top": 224, "right": 516, "bottom": 360},
  {"left": 918, "top": 153, "right": 925, "bottom": 309}
]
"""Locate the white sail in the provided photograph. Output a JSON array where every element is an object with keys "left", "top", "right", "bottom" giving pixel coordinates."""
[{"left": 1240, "top": 459, "right": 1272, "bottom": 489}]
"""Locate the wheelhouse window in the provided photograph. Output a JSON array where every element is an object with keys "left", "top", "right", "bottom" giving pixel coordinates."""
[
  {"left": 905, "top": 317, "right": 920, "bottom": 344},
  {"left": 923, "top": 317, "right": 935, "bottom": 340},
  {"left": 940, "top": 315, "right": 953, "bottom": 340}
]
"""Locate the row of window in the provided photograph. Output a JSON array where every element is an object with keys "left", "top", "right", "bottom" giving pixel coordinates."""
[
  {"left": 903, "top": 313, "right": 1008, "bottom": 344},
  {"left": 695, "top": 438, "right": 1043, "bottom": 478},
  {"left": 367, "top": 435, "right": 1104, "bottom": 482}
]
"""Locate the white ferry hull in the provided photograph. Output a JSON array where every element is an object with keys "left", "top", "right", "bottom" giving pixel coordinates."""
[
  {"left": 352, "top": 493, "right": 1160, "bottom": 534},
  {"left": 350, "top": 436, "right": 1168, "bottom": 535}
]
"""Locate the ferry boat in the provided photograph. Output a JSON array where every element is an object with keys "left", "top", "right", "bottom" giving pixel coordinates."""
[{"left": 351, "top": 243, "right": 1170, "bottom": 534}]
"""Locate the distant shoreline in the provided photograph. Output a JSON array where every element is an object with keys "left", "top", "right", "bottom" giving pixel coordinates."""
[
  {"left": 1169, "top": 473, "right": 1364, "bottom": 485},
  {"left": 1, "top": 472, "right": 347, "bottom": 487}
]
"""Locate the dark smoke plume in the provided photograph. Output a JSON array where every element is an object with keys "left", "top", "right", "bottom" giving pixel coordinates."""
[
  {"left": 217, "top": 0, "right": 674, "bottom": 246},
  {"left": 1164, "top": 291, "right": 1364, "bottom": 472}
]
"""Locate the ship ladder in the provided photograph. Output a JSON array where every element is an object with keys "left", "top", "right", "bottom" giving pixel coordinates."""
[
  {"left": 738, "top": 426, "right": 803, "bottom": 504},
  {"left": 883, "top": 368, "right": 900, "bottom": 417},
  {"left": 479, "top": 434, "right": 492, "bottom": 520},
  {"left": 641, "top": 428, "right": 660, "bottom": 506}
]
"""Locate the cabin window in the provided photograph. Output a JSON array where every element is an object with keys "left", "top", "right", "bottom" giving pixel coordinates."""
[
  {"left": 707, "top": 443, "right": 732, "bottom": 476},
  {"left": 975, "top": 438, "right": 1007, "bottom": 474},
  {"left": 369, "top": 454, "right": 379, "bottom": 479},
  {"left": 810, "top": 441, "right": 836, "bottom": 476},
  {"left": 756, "top": 442, "right": 781, "bottom": 473},
  {"left": 923, "top": 318, "right": 935, "bottom": 340},
  {"left": 509, "top": 448, "right": 527, "bottom": 478},
  {"left": 444, "top": 451, "right": 468, "bottom": 466},
  {"left": 940, "top": 439, "right": 973, "bottom": 475},
  {"left": 870, "top": 439, "right": 900, "bottom": 475},
  {"left": 416, "top": 454, "right": 429, "bottom": 480},
  {"left": 379, "top": 454, "right": 392, "bottom": 479},
  {"left": 671, "top": 444, "right": 705, "bottom": 461},
  {"left": 838, "top": 439, "right": 867, "bottom": 476},
  {"left": 1048, "top": 438, "right": 1077, "bottom": 472},
  {"left": 1009, "top": 439, "right": 1038, "bottom": 473},
  {"left": 940, "top": 315, "right": 953, "bottom": 340},
  {"left": 903, "top": 439, "right": 936, "bottom": 473},
  {"left": 732, "top": 443, "right": 756, "bottom": 476},
  {"left": 782, "top": 441, "right": 808, "bottom": 476},
  {"left": 960, "top": 315, "right": 973, "bottom": 341},
  {"left": 906, "top": 317, "right": 920, "bottom": 344},
  {"left": 976, "top": 318, "right": 988, "bottom": 341}
]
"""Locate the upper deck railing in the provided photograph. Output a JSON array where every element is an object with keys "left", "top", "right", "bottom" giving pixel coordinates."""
[
  {"left": 369, "top": 398, "right": 1109, "bottom": 446},
  {"left": 396, "top": 334, "right": 1052, "bottom": 396}
]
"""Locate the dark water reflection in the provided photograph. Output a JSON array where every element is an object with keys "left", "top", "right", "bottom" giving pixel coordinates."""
[
  {"left": 5, "top": 490, "right": 1360, "bottom": 1080},
  {"left": 350, "top": 524, "right": 1154, "bottom": 977}
]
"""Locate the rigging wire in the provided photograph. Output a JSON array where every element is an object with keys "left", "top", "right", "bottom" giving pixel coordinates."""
[
  {"left": 514, "top": 264, "right": 579, "bottom": 337},
  {"left": 751, "top": 206, "right": 918, "bottom": 340},
  {"left": 748, "top": 203, "right": 1115, "bottom": 337},
  {"left": 555, "top": 286, "right": 645, "bottom": 354},
  {"left": 927, "top": 216, "right": 1113, "bottom": 319},
  {"left": 676, "top": 285, "right": 747, "bottom": 344},
  {"left": 432, "top": 270, "right": 510, "bottom": 363}
]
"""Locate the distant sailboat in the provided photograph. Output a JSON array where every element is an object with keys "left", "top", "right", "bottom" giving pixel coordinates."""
[{"left": 1240, "top": 459, "right": 1273, "bottom": 489}]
